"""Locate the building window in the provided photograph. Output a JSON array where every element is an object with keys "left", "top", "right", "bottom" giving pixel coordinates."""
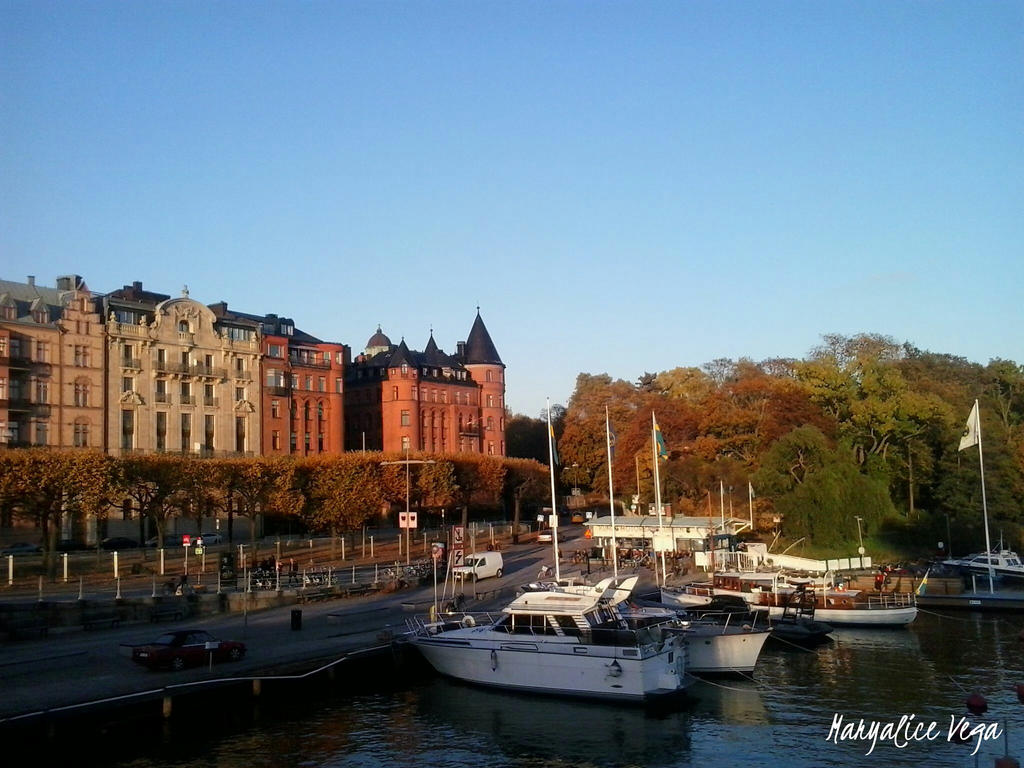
[
  {"left": 393, "top": 386, "right": 399, "bottom": 401},
  {"left": 305, "top": 376, "right": 312, "bottom": 390},
  {"left": 290, "top": 432, "right": 297, "bottom": 452},
  {"left": 74, "top": 380, "right": 89, "bottom": 407},
  {"left": 318, "top": 433, "right": 324, "bottom": 452},
  {"left": 235, "top": 386, "right": 244, "bottom": 402},
  {"left": 156, "top": 412, "right": 167, "bottom": 451},
  {"left": 204, "top": 415, "right": 215, "bottom": 450},
  {"left": 73, "top": 419, "right": 89, "bottom": 447},
  {"left": 35, "top": 380, "right": 48, "bottom": 404},
  {"left": 401, "top": 435, "right": 410, "bottom": 451},
  {"left": 317, "top": 402, "right": 324, "bottom": 420},
  {"left": 487, "top": 416, "right": 494, "bottom": 431},
  {"left": 180, "top": 381, "right": 192, "bottom": 404},
  {"left": 35, "top": 421, "right": 48, "bottom": 445},
  {"left": 272, "top": 430, "right": 280, "bottom": 450},
  {"left": 291, "top": 374, "right": 299, "bottom": 389},
  {"left": 271, "top": 400, "right": 280, "bottom": 418},
  {"left": 304, "top": 433, "right": 311, "bottom": 452},
  {"left": 36, "top": 341, "right": 49, "bottom": 362},
  {"left": 178, "top": 320, "right": 189, "bottom": 333},
  {"left": 121, "top": 410, "right": 134, "bottom": 450},
  {"left": 155, "top": 379, "right": 168, "bottom": 403},
  {"left": 122, "top": 376, "right": 133, "bottom": 393},
  {"left": 401, "top": 410, "right": 410, "bottom": 426},
  {"left": 180, "top": 413, "right": 191, "bottom": 451},
  {"left": 487, "top": 394, "right": 494, "bottom": 407},
  {"left": 235, "top": 417, "right": 245, "bottom": 453},
  {"left": 204, "top": 383, "right": 215, "bottom": 406},
  {"left": 318, "top": 376, "right": 326, "bottom": 392},
  {"left": 487, "top": 441, "right": 494, "bottom": 455},
  {"left": 268, "top": 344, "right": 282, "bottom": 358},
  {"left": 486, "top": 370, "right": 492, "bottom": 382},
  {"left": 335, "top": 378, "right": 343, "bottom": 394}
]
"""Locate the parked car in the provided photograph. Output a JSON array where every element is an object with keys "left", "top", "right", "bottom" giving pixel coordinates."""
[
  {"left": 571, "top": 513, "right": 586, "bottom": 524},
  {"left": 198, "top": 532, "right": 224, "bottom": 545},
  {"left": 537, "top": 531, "right": 553, "bottom": 543},
  {"left": 1, "top": 541, "right": 43, "bottom": 556},
  {"left": 131, "top": 629, "right": 246, "bottom": 671},
  {"left": 57, "top": 539, "right": 89, "bottom": 552},
  {"left": 101, "top": 536, "right": 140, "bottom": 550}
]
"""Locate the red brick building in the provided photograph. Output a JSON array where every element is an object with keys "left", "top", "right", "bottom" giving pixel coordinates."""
[
  {"left": 344, "top": 311, "right": 505, "bottom": 455},
  {"left": 210, "top": 305, "right": 349, "bottom": 456}
]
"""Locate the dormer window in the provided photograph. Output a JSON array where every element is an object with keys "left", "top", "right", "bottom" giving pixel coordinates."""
[
  {"left": 401, "top": 363, "right": 408, "bottom": 375},
  {"left": 178, "top": 320, "right": 189, "bottom": 333}
]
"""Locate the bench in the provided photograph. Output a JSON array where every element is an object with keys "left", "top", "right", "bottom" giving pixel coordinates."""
[
  {"left": 296, "top": 588, "right": 333, "bottom": 604},
  {"left": 5, "top": 614, "right": 49, "bottom": 639},
  {"left": 82, "top": 610, "right": 121, "bottom": 630},
  {"left": 149, "top": 604, "right": 186, "bottom": 622}
]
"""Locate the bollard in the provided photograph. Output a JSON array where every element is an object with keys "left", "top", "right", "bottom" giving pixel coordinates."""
[
  {"left": 7, "top": 555, "right": 12, "bottom": 586},
  {"left": 352, "top": 565, "right": 356, "bottom": 584},
  {"left": 113, "top": 551, "right": 119, "bottom": 579},
  {"left": 63, "top": 553, "right": 69, "bottom": 583}
]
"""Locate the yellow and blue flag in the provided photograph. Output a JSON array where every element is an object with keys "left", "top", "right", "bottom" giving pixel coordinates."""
[{"left": 549, "top": 423, "right": 559, "bottom": 466}]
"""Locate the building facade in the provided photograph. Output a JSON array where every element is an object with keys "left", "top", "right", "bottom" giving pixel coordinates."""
[
  {"left": 344, "top": 311, "right": 506, "bottom": 456},
  {"left": 0, "top": 275, "right": 105, "bottom": 450},
  {"left": 102, "top": 283, "right": 262, "bottom": 456},
  {"left": 210, "top": 306, "right": 348, "bottom": 457}
]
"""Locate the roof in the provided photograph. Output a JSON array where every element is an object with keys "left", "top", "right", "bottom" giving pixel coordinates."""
[
  {"left": 366, "top": 326, "right": 392, "bottom": 350},
  {"left": 463, "top": 310, "right": 502, "bottom": 365},
  {"left": 0, "top": 277, "right": 71, "bottom": 324}
]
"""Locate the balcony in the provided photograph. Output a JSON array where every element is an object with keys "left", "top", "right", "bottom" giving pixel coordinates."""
[
  {"left": 109, "top": 321, "right": 148, "bottom": 338},
  {"left": 266, "top": 385, "right": 290, "bottom": 397},
  {"left": 154, "top": 392, "right": 171, "bottom": 404},
  {"left": 180, "top": 395, "right": 196, "bottom": 405},
  {"left": 202, "top": 396, "right": 219, "bottom": 407},
  {"left": 233, "top": 369, "right": 253, "bottom": 381},
  {"left": 192, "top": 363, "right": 227, "bottom": 379},
  {"left": 152, "top": 359, "right": 190, "bottom": 375},
  {"left": 121, "top": 357, "right": 141, "bottom": 369},
  {"left": 290, "top": 356, "right": 330, "bottom": 369}
]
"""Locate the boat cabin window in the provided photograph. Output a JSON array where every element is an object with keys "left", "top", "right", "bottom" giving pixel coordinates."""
[{"left": 496, "top": 614, "right": 559, "bottom": 636}]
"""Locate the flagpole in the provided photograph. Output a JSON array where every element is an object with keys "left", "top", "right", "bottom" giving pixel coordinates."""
[
  {"left": 606, "top": 406, "right": 619, "bottom": 580},
  {"left": 652, "top": 413, "right": 666, "bottom": 586},
  {"left": 975, "top": 399, "right": 994, "bottom": 593},
  {"left": 547, "top": 398, "right": 561, "bottom": 582},
  {"left": 748, "top": 481, "right": 754, "bottom": 530}
]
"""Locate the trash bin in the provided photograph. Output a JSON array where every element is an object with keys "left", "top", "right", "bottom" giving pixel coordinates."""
[{"left": 291, "top": 608, "right": 302, "bottom": 631}]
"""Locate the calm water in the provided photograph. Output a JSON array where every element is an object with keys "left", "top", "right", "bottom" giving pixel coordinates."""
[{"left": 102, "top": 610, "right": 1024, "bottom": 768}]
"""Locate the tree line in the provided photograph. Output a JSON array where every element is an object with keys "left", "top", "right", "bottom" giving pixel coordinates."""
[
  {"left": 507, "top": 333, "right": 1023, "bottom": 553},
  {"left": 0, "top": 450, "right": 549, "bottom": 574}
]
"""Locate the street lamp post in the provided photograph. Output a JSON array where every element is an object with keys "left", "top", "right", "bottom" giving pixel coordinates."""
[{"left": 381, "top": 449, "right": 435, "bottom": 565}]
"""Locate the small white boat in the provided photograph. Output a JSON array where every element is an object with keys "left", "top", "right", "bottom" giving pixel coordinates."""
[
  {"left": 663, "top": 571, "right": 916, "bottom": 627},
  {"left": 406, "top": 576, "right": 692, "bottom": 702},
  {"left": 943, "top": 549, "right": 1024, "bottom": 583},
  {"left": 621, "top": 601, "right": 771, "bottom": 675}
]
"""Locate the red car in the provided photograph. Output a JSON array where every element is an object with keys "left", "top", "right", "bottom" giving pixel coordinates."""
[{"left": 131, "top": 629, "right": 246, "bottom": 671}]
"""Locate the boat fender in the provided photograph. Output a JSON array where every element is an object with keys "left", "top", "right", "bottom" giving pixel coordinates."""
[
  {"left": 490, "top": 649, "right": 498, "bottom": 671},
  {"left": 606, "top": 660, "right": 622, "bottom": 678},
  {"left": 461, "top": 615, "right": 476, "bottom": 628},
  {"left": 966, "top": 692, "right": 988, "bottom": 714}
]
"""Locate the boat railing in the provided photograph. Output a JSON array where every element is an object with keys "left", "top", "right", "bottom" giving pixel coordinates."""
[
  {"left": 686, "top": 609, "right": 765, "bottom": 633},
  {"left": 865, "top": 592, "right": 917, "bottom": 609}
]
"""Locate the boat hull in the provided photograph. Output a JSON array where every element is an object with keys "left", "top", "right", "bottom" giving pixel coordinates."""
[
  {"left": 682, "top": 626, "right": 771, "bottom": 674},
  {"left": 759, "top": 604, "right": 917, "bottom": 627},
  {"left": 410, "top": 629, "right": 690, "bottom": 702}
]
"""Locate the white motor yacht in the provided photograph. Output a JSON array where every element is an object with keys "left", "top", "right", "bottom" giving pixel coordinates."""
[{"left": 406, "top": 577, "right": 692, "bottom": 702}]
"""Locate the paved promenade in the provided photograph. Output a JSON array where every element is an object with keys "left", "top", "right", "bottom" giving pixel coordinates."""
[{"left": 1, "top": 529, "right": 651, "bottom": 723}]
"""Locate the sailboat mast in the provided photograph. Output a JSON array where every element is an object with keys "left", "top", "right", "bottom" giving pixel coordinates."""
[
  {"left": 606, "top": 406, "right": 619, "bottom": 580},
  {"left": 975, "top": 399, "right": 994, "bottom": 593},
  {"left": 546, "top": 398, "right": 561, "bottom": 582}
]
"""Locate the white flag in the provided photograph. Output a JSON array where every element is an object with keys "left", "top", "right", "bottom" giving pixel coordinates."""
[
  {"left": 958, "top": 402, "right": 980, "bottom": 451},
  {"left": 748, "top": 481, "right": 755, "bottom": 498}
]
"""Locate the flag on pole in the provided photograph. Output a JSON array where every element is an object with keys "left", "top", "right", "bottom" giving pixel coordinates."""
[
  {"left": 916, "top": 567, "right": 930, "bottom": 596},
  {"left": 748, "top": 481, "right": 755, "bottom": 498},
  {"left": 608, "top": 423, "right": 617, "bottom": 461},
  {"left": 654, "top": 417, "right": 669, "bottom": 461},
  {"left": 959, "top": 401, "right": 980, "bottom": 451},
  {"left": 549, "top": 422, "right": 560, "bottom": 466}
]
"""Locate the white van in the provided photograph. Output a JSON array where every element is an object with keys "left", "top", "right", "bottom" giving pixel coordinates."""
[{"left": 453, "top": 551, "right": 504, "bottom": 581}]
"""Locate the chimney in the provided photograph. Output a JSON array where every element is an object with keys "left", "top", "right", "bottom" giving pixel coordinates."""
[
  {"left": 457, "top": 341, "right": 466, "bottom": 358},
  {"left": 133, "top": 281, "right": 142, "bottom": 291},
  {"left": 27, "top": 275, "right": 35, "bottom": 287}
]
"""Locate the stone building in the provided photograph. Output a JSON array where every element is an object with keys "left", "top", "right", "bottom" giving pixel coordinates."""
[
  {"left": 0, "top": 275, "right": 105, "bottom": 449},
  {"left": 100, "top": 283, "right": 262, "bottom": 456},
  {"left": 344, "top": 311, "right": 506, "bottom": 455}
]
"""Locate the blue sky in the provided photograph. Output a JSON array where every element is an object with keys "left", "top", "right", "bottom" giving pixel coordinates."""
[{"left": 2, "top": 1, "right": 1021, "bottom": 416}]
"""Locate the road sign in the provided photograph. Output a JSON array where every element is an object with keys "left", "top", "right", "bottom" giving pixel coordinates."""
[
  {"left": 453, "top": 525, "right": 464, "bottom": 545},
  {"left": 452, "top": 549, "right": 464, "bottom": 568},
  {"left": 399, "top": 512, "right": 418, "bottom": 529},
  {"left": 182, "top": 535, "right": 191, "bottom": 547}
]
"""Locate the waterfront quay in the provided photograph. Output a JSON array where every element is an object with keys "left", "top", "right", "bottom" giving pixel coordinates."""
[{"left": 0, "top": 527, "right": 603, "bottom": 736}]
